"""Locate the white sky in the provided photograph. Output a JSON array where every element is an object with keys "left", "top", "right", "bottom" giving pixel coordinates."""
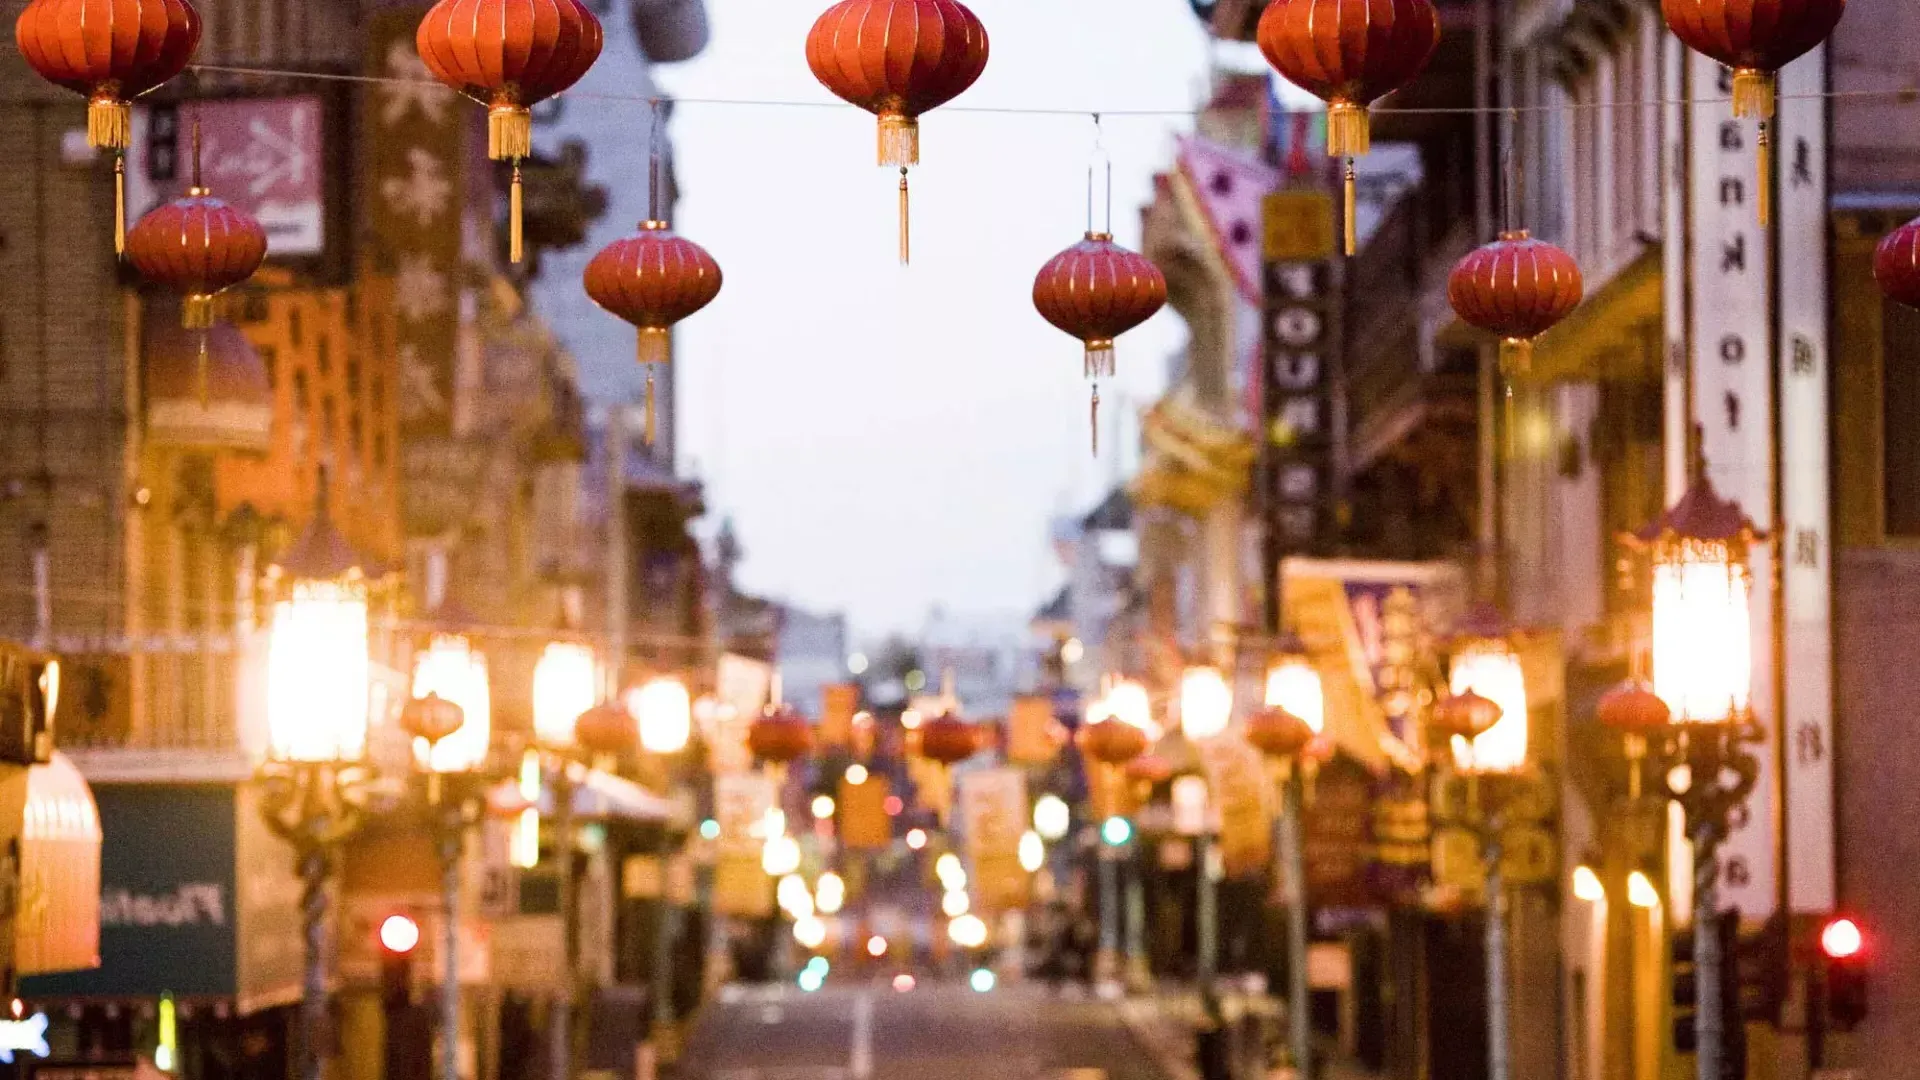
[{"left": 576, "top": 0, "right": 1213, "bottom": 635}]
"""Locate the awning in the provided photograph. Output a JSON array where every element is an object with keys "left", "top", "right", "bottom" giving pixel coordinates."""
[
  {"left": 17, "top": 754, "right": 101, "bottom": 977},
  {"left": 486, "top": 762, "right": 676, "bottom": 823}
]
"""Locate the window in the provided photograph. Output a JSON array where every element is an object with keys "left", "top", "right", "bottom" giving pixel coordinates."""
[
  {"left": 293, "top": 369, "right": 309, "bottom": 410},
  {"left": 316, "top": 334, "right": 331, "bottom": 376},
  {"left": 288, "top": 306, "right": 303, "bottom": 348},
  {"left": 260, "top": 346, "right": 278, "bottom": 388}
]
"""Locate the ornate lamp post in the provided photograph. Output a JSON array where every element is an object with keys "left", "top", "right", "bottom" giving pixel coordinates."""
[
  {"left": 629, "top": 676, "right": 692, "bottom": 1056},
  {"left": 258, "top": 491, "right": 374, "bottom": 1080},
  {"left": 1177, "top": 665, "right": 1232, "bottom": 1000},
  {"left": 1430, "top": 605, "right": 1531, "bottom": 1080},
  {"left": 1623, "top": 477, "right": 1763, "bottom": 1080},
  {"left": 530, "top": 641, "right": 606, "bottom": 1080},
  {"left": 1247, "top": 638, "right": 1324, "bottom": 1080},
  {"left": 405, "top": 621, "right": 495, "bottom": 1080}
]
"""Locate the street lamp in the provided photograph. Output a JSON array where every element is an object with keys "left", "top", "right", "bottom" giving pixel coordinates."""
[
  {"left": 1178, "top": 665, "right": 1232, "bottom": 741},
  {"left": 258, "top": 488, "right": 373, "bottom": 1080},
  {"left": 529, "top": 641, "right": 604, "bottom": 1080},
  {"left": 632, "top": 676, "right": 692, "bottom": 755},
  {"left": 1447, "top": 604, "right": 1528, "bottom": 774},
  {"left": 1625, "top": 476, "right": 1764, "bottom": 1080},
  {"left": 1248, "top": 636, "right": 1325, "bottom": 1080}
]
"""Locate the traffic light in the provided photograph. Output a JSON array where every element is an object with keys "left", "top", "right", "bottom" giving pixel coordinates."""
[
  {"left": 379, "top": 914, "right": 419, "bottom": 1008},
  {"left": 1734, "top": 911, "right": 1790, "bottom": 1027},
  {"left": 1821, "top": 917, "right": 1869, "bottom": 1032}
]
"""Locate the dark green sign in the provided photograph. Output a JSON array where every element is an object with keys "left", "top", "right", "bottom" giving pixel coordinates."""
[{"left": 24, "top": 784, "right": 237, "bottom": 998}]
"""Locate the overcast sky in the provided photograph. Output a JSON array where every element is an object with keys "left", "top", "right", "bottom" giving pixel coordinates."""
[{"left": 564, "top": 0, "right": 1214, "bottom": 636}]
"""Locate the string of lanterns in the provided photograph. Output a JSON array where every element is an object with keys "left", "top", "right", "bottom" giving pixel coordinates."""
[{"left": 10, "top": 0, "right": 1894, "bottom": 456}]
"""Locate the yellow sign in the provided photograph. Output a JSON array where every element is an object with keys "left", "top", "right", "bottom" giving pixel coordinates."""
[
  {"left": 1263, "top": 190, "right": 1337, "bottom": 262},
  {"left": 1199, "top": 737, "right": 1272, "bottom": 879},
  {"left": 840, "top": 774, "right": 893, "bottom": 851},
  {"left": 821, "top": 683, "right": 859, "bottom": 748},
  {"left": 1007, "top": 696, "right": 1058, "bottom": 765}
]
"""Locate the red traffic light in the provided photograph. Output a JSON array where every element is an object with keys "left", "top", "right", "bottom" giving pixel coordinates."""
[
  {"left": 379, "top": 914, "right": 421, "bottom": 955},
  {"left": 1821, "top": 918, "right": 1864, "bottom": 960}
]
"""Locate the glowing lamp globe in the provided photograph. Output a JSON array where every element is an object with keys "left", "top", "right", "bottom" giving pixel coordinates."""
[
  {"left": 1178, "top": 666, "right": 1232, "bottom": 741},
  {"left": 1626, "top": 477, "right": 1760, "bottom": 725},
  {"left": 399, "top": 693, "right": 466, "bottom": 748},
  {"left": 631, "top": 676, "right": 692, "bottom": 755},
  {"left": 264, "top": 492, "right": 372, "bottom": 765},
  {"left": 1447, "top": 605, "right": 1529, "bottom": 774},
  {"left": 410, "top": 634, "right": 491, "bottom": 773},
  {"left": 532, "top": 642, "right": 599, "bottom": 749}
]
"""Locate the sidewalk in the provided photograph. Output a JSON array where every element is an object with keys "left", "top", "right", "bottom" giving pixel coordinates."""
[{"left": 1111, "top": 987, "right": 1377, "bottom": 1080}]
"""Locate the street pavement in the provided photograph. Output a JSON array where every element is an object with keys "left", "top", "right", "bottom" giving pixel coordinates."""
[{"left": 678, "top": 980, "right": 1182, "bottom": 1080}]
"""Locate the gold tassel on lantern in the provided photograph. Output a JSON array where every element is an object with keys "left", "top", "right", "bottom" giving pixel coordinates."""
[
  {"left": 87, "top": 95, "right": 131, "bottom": 152},
  {"left": 114, "top": 156, "right": 126, "bottom": 257},
  {"left": 510, "top": 163, "right": 524, "bottom": 264},
  {"left": 877, "top": 113, "right": 920, "bottom": 168},
  {"left": 637, "top": 326, "right": 669, "bottom": 367},
  {"left": 488, "top": 101, "right": 533, "bottom": 160},
  {"left": 1084, "top": 340, "right": 1115, "bottom": 380},
  {"left": 1090, "top": 384, "right": 1101, "bottom": 458},
  {"left": 1500, "top": 338, "right": 1533, "bottom": 380},
  {"left": 898, "top": 168, "right": 911, "bottom": 265},
  {"left": 644, "top": 368, "right": 657, "bottom": 447},
  {"left": 182, "top": 294, "right": 214, "bottom": 330},
  {"left": 1344, "top": 160, "right": 1358, "bottom": 257},
  {"left": 1757, "top": 122, "right": 1772, "bottom": 227},
  {"left": 1326, "top": 101, "right": 1371, "bottom": 158},
  {"left": 1731, "top": 69, "right": 1776, "bottom": 121}
]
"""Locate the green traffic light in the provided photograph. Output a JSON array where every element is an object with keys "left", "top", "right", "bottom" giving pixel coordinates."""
[{"left": 1101, "top": 816, "right": 1132, "bottom": 846}]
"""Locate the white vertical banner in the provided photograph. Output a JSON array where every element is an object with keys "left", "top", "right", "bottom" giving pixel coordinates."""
[
  {"left": 1776, "top": 46, "right": 1836, "bottom": 915},
  {"left": 1661, "top": 33, "right": 1690, "bottom": 503},
  {"left": 1688, "top": 51, "right": 1778, "bottom": 918}
]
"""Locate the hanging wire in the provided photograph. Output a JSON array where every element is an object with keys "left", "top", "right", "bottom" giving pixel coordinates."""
[
  {"left": 1087, "top": 112, "right": 1113, "bottom": 237},
  {"left": 646, "top": 97, "right": 666, "bottom": 225},
  {"left": 182, "top": 62, "right": 1917, "bottom": 118}
]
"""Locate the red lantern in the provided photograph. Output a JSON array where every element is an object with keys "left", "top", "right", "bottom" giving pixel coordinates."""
[
  {"left": 1447, "top": 230, "right": 1584, "bottom": 377},
  {"left": 1431, "top": 691, "right": 1502, "bottom": 742},
  {"left": 1246, "top": 707, "right": 1315, "bottom": 762},
  {"left": 916, "top": 712, "right": 976, "bottom": 767},
  {"left": 1874, "top": 218, "right": 1920, "bottom": 309},
  {"left": 1257, "top": 0, "right": 1440, "bottom": 255},
  {"left": 1125, "top": 753, "right": 1173, "bottom": 786},
  {"left": 1033, "top": 234, "right": 1167, "bottom": 455},
  {"left": 805, "top": 0, "right": 989, "bottom": 263},
  {"left": 416, "top": 0, "right": 604, "bottom": 263},
  {"left": 401, "top": 693, "right": 467, "bottom": 746},
  {"left": 576, "top": 701, "right": 637, "bottom": 758},
  {"left": 749, "top": 707, "right": 813, "bottom": 765},
  {"left": 584, "top": 222, "right": 722, "bottom": 445},
  {"left": 14, "top": 0, "right": 201, "bottom": 254},
  {"left": 1597, "top": 682, "right": 1672, "bottom": 737},
  {"left": 125, "top": 141, "right": 267, "bottom": 330},
  {"left": 1663, "top": 0, "right": 1844, "bottom": 224},
  {"left": 1079, "top": 720, "right": 1148, "bottom": 768}
]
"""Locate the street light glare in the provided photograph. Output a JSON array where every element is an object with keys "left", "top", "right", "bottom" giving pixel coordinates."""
[
  {"left": 410, "top": 634, "right": 491, "bottom": 773},
  {"left": 1179, "top": 666, "right": 1232, "bottom": 740},
  {"left": 266, "top": 581, "right": 371, "bottom": 764},
  {"left": 906, "top": 828, "right": 928, "bottom": 850},
  {"left": 1823, "top": 918, "right": 1864, "bottom": 960},
  {"left": 379, "top": 914, "right": 420, "bottom": 955},
  {"left": 1018, "top": 830, "right": 1045, "bottom": 873},
  {"left": 633, "top": 676, "right": 693, "bottom": 754},
  {"left": 848, "top": 652, "right": 870, "bottom": 674},
  {"left": 949, "top": 914, "right": 989, "bottom": 949},
  {"left": 1264, "top": 657, "right": 1325, "bottom": 734},
  {"left": 1450, "top": 641, "right": 1529, "bottom": 773},
  {"left": 1033, "top": 794, "right": 1071, "bottom": 841},
  {"left": 942, "top": 889, "right": 970, "bottom": 918},
  {"left": 1571, "top": 866, "right": 1605, "bottom": 903},
  {"left": 1626, "top": 871, "right": 1660, "bottom": 910},
  {"left": 532, "top": 642, "right": 598, "bottom": 748},
  {"left": 867, "top": 935, "right": 889, "bottom": 958},
  {"left": 845, "top": 764, "right": 870, "bottom": 785},
  {"left": 812, "top": 795, "right": 837, "bottom": 819}
]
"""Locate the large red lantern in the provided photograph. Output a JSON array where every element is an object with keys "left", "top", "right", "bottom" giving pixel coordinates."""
[
  {"left": 805, "top": 0, "right": 989, "bottom": 263},
  {"left": 1246, "top": 706, "right": 1316, "bottom": 762},
  {"left": 1033, "top": 234, "right": 1167, "bottom": 455},
  {"left": 416, "top": 0, "right": 604, "bottom": 263},
  {"left": 1257, "top": 0, "right": 1440, "bottom": 255},
  {"left": 584, "top": 223, "right": 721, "bottom": 445},
  {"left": 1662, "top": 0, "right": 1845, "bottom": 224},
  {"left": 125, "top": 135, "right": 267, "bottom": 330},
  {"left": 1079, "top": 720, "right": 1148, "bottom": 768},
  {"left": 916, "top": 712, "right": 977, "bottom": 767},
  {"left": 14, "top": 0, "right": 201, "bottom": 254},
  {"left": 1430, "top": 690, "right": 1502, "bottom": 743},
  {"left": 1447, "top": 230, "right": 1584, "bottom": 376},
  {"left": 1596, "top": 681, "right": 1671, "bottom": 737},
  {"left": 749, "top": 706, "right": 813, "bottom": 765},
  {"left": 1873, "top": 218, "right": 1920, "bottom": 309}
]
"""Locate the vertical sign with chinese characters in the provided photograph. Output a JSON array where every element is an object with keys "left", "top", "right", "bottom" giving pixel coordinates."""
[
  {"left": 364, "top": 8, "right": 465, "bottom": 450},
  {"left": 1662, "top": 33, "right": 1691, "bottom": 503},
  {"left": 1688, "top": 50, "right": 1778, "bottom": 918},
  {"left": 958, "top": 768, "right": 1029, "bottom": 911},
  {"left": 1261, "top": 189, "right": 1340, "bottom": 561},
  {"left": 1776, "top": 47, "right": 1835, "bottom": 915}
]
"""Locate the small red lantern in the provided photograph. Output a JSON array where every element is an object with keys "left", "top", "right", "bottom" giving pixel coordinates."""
[
  {"left": 14, "top": 0, "right": 201, "bottom": 254},
  {"left": 1448, "top": 230, "right": 1584, "bottom": 377},
  {"left": 1079, "top": 720, "right": 1148, "bottom": 768},
  {"left": 400, "top": 693, "right": 467, "bottom": 746},
  {"left": 805, "top": 0, "right": 989, "bottom": 263},
  {"left": 749, "top": 707, "right": 813, "bottom": 765},
  {"left": 1257, "top": 0, "right": 1440, "bottom": 254},
  {"left": 1246, "top": 707, "right": 1315, "bottom": 762},
  {"left": 416, "top": 0, "right": 604, "bottom": 263},
  {"left": 584, "top": 222, "right": 722, "bottom": 445},
  {"left": 1033, "top": 235, "right": 1167, "bottom": 455},
  {"left": 575, "top": 701, "right": 637, "bottom": 758},
  {"left": 1874, "top": 218, "right": 1920, "bottom": 309},
  {"left": 916, "top": 712, "right": 977, "bottom": 767},
  {"left": 1663, "top": 0, "right": 1844, "bottom": 224},
  {"left": 1431, "top": 690, "right": 1503, "bottom": 742},
  {"left": 1597, "top": 681, "right": 1672, "bottom": 736},
  {"left": 124, "top": 137, "right": 267, "bottom": 330}
]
